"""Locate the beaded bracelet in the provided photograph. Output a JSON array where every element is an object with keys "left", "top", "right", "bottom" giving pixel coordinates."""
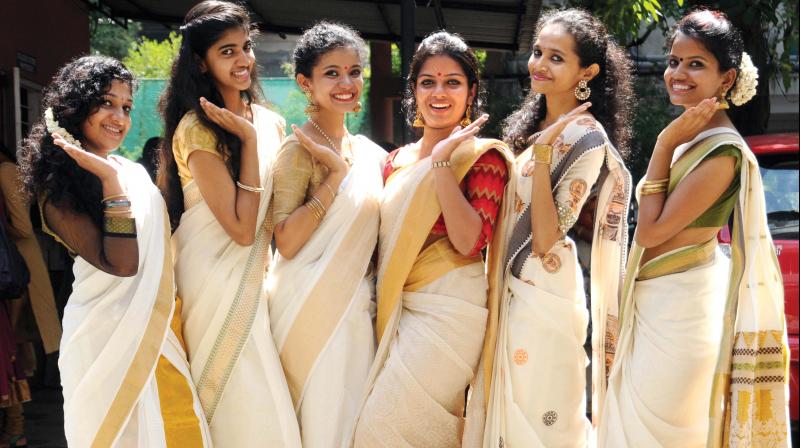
[
  {"left": 103, "top": 216, "right": 137, "bottom": 238},
  {"left": 103, "top": 199, "right": 132, "bottom": 209}
]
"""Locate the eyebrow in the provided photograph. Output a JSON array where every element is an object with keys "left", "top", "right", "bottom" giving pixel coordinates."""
[
  {"left": 669, "top": 54, "right": 708, "bottom": 61},
  {"left": 418, "top": 72, "right": 466, "bottom": 77},
  {"left": 535, "top": 45, "right": 565, "bottom": 55},
  {"left": 322, "top": 64, "right": 362, "bottom": 69},
  {"left": 103, "top": 92, "right": 133, "bottom": 102}
]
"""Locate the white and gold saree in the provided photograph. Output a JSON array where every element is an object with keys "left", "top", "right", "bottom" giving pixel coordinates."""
[
  {"left": 172, "top": 105, "right": 301, "bottom": 447},
  {"left": 352, "top": 138, "right": 515, "bottom": 447},
  {"left": 267, "top": 135, "right": 384, "bottom": 448},
  {"left": 60, "top": 158, "right": 211, "bottom": 447},
  {"left": 600, "top": 128, "right": 791, "bottom": 447},
  {"left": 484, "top": 118, "right": 631, "bottom": 448}
]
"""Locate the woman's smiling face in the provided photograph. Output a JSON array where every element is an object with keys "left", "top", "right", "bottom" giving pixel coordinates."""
[
  {"left": 80, "top": 80, "right": 133, "bottom": 154},
  {"left": 415, "top": 55, "right": 473, "bottom": 130},
  {"left": 664, "top": 31, "right": 736, "bottom": 109}
]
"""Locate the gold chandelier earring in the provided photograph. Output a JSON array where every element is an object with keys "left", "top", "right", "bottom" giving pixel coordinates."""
[
  {"left": 574, "top": 79, "right": 591, "bottom": 101},
  {"left": 460, "top": 104, "right": 472, "bottom": 127},
  {"left": 304, "top": 89, "right": 319, "bottom": 115},
  {"left": 413, "top": 109, "right": 424, "bottom": 128}
]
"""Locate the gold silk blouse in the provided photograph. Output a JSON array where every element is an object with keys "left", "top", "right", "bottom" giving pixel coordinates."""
[
  {"left": 172, "top": 111, "right": 224, "bottom": 188},
  {"left": 271, "top": 137, "right": 330, "bottom": 225}
]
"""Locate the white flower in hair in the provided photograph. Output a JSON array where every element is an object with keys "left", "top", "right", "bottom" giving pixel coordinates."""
[
  {"left": 730, "top": 52, "right": 758, "bottom": 106},
  {"left": 44, "top": 107, "right": 83, "bottom": 150}
]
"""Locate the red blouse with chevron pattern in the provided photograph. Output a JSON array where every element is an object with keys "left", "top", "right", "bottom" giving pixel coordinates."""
[{"left": 383, "top": 148, "right": 508, "bottom": 256}]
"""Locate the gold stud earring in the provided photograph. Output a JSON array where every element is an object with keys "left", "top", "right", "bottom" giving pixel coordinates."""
[
  {"left": 460, "top": 104, "right": 472, "bottom": 127},
  {"left": 574, "top": 79, "right": 590, "bottom": 101},
  {"left": 413, "top": 109, "right": 424, "bottom": 128},
  {"left": 304, "top": 89, "right": 319, "bottom": 115},
  {"left": 353, "top": 101, "right": 362, "bottom": 113}
]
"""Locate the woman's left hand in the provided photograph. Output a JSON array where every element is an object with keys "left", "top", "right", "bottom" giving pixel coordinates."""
[{"left": 431, "top": 114, "right": 489, "bottom": 163}]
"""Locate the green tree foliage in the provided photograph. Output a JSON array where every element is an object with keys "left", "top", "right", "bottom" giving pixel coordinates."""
[
  {"left": 89, "top": 14, "right": 142, "bottom": 60},
  {"left": 123, "top": 32, "right": 182, "bottom": 79}
]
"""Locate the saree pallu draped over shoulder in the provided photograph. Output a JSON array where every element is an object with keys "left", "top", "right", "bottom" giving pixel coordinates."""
[
  {"left": 600, "top": 128, "right": 791, "bottom": 447},
  {"left": 351, "top": 138, "right": 516, "bottom": 448},
  {"left": 60, "top": 158, "right": 211, "bottom": 448},
  {"left": 267, "top": 135, "right": 384, "bottom": 448},
  {"left": 172, "top": 105, "right": 301, "bottom": 447},
  {"left": 484, "top": 119, "right": 632, "bottom": 448}
]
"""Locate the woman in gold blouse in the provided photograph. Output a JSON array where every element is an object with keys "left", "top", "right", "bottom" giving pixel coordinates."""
[{"left": 265, "top": 22, "right": 385, "bottom": 448}]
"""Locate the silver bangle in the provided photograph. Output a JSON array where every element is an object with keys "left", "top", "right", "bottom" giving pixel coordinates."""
[{"left": 236, "top": 180, "right": 264, "bottom": 193}]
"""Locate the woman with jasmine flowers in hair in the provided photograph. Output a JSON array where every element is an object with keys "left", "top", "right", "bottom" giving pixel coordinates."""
[
  {"left": 16, "top": 55, "right": 211, "bottom": 447},
  {"left": 484, "top": 9, "right": 633, "bottom": 448},
  {"left": 352, "top": 31, "right": 516, "bottom": 447},
  {"left": 158, "top": 1, "right": 300, "bottom": 446},
  {"left": 265, "top": 22, "right": 385, "bottom": 448},
  {"left": 600, "top": 9, "right": 790, "bottom": 447}
]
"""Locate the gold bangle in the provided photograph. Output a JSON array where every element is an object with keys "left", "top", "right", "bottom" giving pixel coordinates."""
[
  {"left": 532, "top": 143, "right": 553, "bottom": 165},
  {"left": 321, "top": 182, "right": 336, "bottom": 199},
  {"left": 431, "top": 160, "right": 451, "bottom": 169},
  {"left": 305, "top": 196, "right": 326, "bottom": 221},
  {"left": 102, "top": 193, "right": 128, "bottom": 202},
  {"left": 642, "top": 178, "right": 669, "bottom": 188},
  {"left": 103, "top": 208, "right": 133, "bottom": 215},
  {"left": 640, "top": 186, "right": 667, "bottom": 196},
  {"left": 236, "top": 180, "right": 264, "bottom": 193}
]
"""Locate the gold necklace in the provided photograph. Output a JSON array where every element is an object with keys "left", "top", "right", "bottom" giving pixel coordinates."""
[{"left": 308, "top": 118, "right": 353, "bottom": 165}]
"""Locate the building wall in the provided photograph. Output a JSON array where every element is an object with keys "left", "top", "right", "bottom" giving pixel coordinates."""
[{"left": 0, "top": 0, "right": 90, "bottom": 155}]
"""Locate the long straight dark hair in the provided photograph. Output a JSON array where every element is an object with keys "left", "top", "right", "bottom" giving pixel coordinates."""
[{"left": 158, "top": 0, "right": 264, "bottom": 230}]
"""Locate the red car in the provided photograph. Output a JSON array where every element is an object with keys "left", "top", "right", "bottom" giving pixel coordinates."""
[{"left": 745, "top": 133, "right": 799, "bottom": 425}]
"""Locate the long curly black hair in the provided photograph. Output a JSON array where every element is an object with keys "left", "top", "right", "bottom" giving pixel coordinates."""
[
  {"left": 403, "top": 31, "right": 485, "bottom": 127},
  {"left": 16, "top": 55, "right": 136, "bottom": 229},
  {"left": 158, "top": 0, "right": 264, "bottom": 230},
  {"left": 503, "top": 9, "right": 635, "bottom": 156}
]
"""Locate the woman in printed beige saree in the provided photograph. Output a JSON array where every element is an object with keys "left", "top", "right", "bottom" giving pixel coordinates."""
[
  {"left": 600, "top": 10, "right": 790, "bottom": 447},
  {"left": 17, "top": 56, "right": 211, "bottom": 447},
  {"left": 266, "top": 22, "right": 384, "bottom": 448},
  {"left": 352, "top": 32, "right": 515, "bottom": 447},
  {"left": 484, "top": 10, "right": 634, "bottom": 447},
  {"left": 159, "top": 2, "right": 300, "bottom": 446}
]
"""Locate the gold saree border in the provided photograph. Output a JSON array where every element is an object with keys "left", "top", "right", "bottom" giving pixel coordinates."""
[
  {"left": 91, "top": 209, "right": 175, "bottom": 448},
  {"left": 637, "top": 237, "right": 716, "bottom": 281},
  {"left": 279, "top": 194, "right": 379, "bottom": 406},
  {"left": 375, "top": 138, "right": 516, "bottom": 408},
  {"left": 194, "top": 220, "right": 270, "bottom": 423}
]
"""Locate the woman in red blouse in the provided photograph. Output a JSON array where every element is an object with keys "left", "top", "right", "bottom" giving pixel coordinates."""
[{"left": 353, "top": 31, "right": 516, "bottom": 446}]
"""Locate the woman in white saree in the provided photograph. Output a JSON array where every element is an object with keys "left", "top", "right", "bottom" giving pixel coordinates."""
[
  {"left": 485, "top": 10, "right": 634, "bottom": 447},
  {"left": 18, "top": 56, "right": 211, "bottom": 447},
  {"left": 266, "top": 22, "right": 384, "bottom": 448},
  {"left": 158, "top": 2, "right": 299, "bottom": 446},
  {"left": 600, "top": 10, "right": 790, "bottom": 447},
  {"left": 352, "top": 32, "right": 516, "bottom": 447}
]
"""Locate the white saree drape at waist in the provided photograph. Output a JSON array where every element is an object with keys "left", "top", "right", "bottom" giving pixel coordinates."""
[
  {"left": 60, "top": 158, "right": 211, "bottom": 447},
  {"left": 173, "top": 105, "right": 300, "bottom": 447},
  {"left": 602, "top": 249, "right": 728, "bottom": 447},
  {"left": 268, "top": 135, "right": 383, "bottom": 448}
]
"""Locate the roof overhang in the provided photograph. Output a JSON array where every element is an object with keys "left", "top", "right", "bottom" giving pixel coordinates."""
[{"left": 85, "top": 0, "right": 541, "bottom": 52}]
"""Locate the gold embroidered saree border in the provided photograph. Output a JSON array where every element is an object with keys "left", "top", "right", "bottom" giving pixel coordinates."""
[
  {"left": 91, "top": 208, "right": 175, "bottom": 448},
  {"left": 405, "top": 238, "right": 480, "bottom": 292},
  {"left": 637, "top": 237, "right": 717, "bottom": 281}
]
